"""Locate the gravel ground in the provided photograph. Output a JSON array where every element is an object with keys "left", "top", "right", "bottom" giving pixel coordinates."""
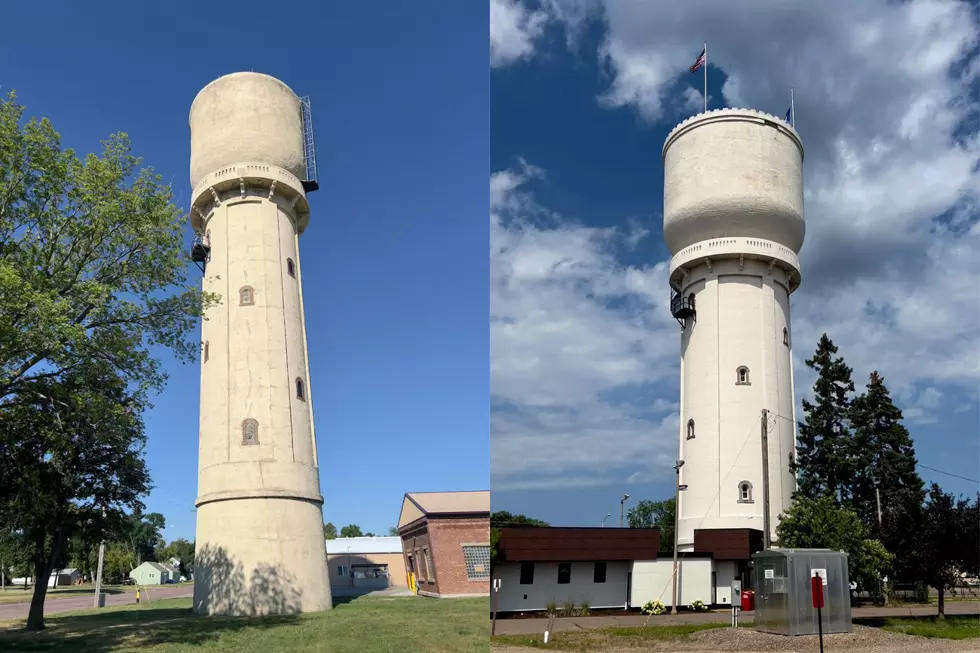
[{"left": 492, "top": 624, "right": 980, "bottom": 652}]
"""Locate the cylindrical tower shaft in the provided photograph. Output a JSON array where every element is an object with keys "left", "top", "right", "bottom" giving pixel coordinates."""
[
  {"left": 189, "top": 72, "right": 330, "bottom": 615},
  {"left": 662, "top": 109, "right": 805, "bottom": 551}
]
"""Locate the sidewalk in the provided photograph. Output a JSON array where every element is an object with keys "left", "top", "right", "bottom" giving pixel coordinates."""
[{"left": 491, "top": 600, "right": 980, "bottom": 635}]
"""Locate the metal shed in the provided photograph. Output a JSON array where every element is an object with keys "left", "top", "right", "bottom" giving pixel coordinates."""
[{"left": 752, "top": 548, "right": 852, "bottom": 636}]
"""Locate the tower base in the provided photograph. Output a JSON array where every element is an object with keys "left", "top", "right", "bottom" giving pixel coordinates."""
[{"left": 193, "top": 497, "right": 332, "bottom": 615}]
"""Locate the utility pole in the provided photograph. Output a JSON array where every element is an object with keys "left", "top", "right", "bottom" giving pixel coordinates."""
[
  {"left": 875, "top": 480, "right": 888, "bottom": 605},
  {"left": 761, "top": 409, "right": 772, "bottom": 550},
  {"left": 670, "top": 460, "right": 685, "bottom": 615},
  {"left": 92, "top": 509, "right": 106, "bottom": 609},
  {"left": 620, "top": 494, "right": 630, "bottom": 528}
]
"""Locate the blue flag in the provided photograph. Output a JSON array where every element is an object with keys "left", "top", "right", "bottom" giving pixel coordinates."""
[{"left": 785, "top": 106, "right": 792, "bottom": 123}]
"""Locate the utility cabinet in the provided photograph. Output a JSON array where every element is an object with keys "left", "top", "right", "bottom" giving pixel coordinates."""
[{"left": 752, "top": 548, "right": 852, "bottom": 636}]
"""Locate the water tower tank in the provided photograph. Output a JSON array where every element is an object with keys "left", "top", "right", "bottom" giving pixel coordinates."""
[
  {"left": 662, "top": 109, "right": 805, "bottom": 257},
  {"left": 189, "top": 72, "right": 306, "bottom": 189}
]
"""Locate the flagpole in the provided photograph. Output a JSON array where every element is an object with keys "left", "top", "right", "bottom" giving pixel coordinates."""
[
  {"left": 790, "top": 87, "right": 795, "bottom": 128},
  {"left": 703, "top": 42, "right": 708, "bottom": 113}
]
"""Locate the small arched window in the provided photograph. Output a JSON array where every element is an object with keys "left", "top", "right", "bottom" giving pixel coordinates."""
[
  {"left": 242, "top": 419, "right": 259, "bottom": 445},
  {"left": 782, "top": 328, "right": 789, "bottom": 346},
  {"left": 296, "top": 378, "right": 306, "bottom": 401},
  {"left": 736, "top": 366, "right": 750, "bottom": 385},
  {"left": 686, "top": 419, "right": 695, "bottom": 440},
  {"left": 239, "top": 286, "right": 254, "bottom": 306},
  {"left": 204, "top": 341, "right": 209, "bottom": 363},
  {"left": 738, "top": 481, "right": 753, "bottom": 503},
  {"left": 286, "top": 258, "right": 296, "bottom": 278}
]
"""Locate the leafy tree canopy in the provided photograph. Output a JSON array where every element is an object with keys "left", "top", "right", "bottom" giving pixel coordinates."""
[
  {"left": 626, "top": 498, "right": 675, "bottom": 553},
  {"left": 323, "top": 522, "right": 338, "bottom": 540},
  {"left": 339, "top": 524, "right": 363, "bottom": 538},
  {"left": 490, "top": 511, "right": 549, "bottom": 569},
  {"left": 776, "top": 495, "right": 892, "bottom": 604}
]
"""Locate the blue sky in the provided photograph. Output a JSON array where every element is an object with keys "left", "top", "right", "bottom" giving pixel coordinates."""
[
  {"left": 2, "top": 1, "right": 489, "bottom": 541},
  {"left": 490, "top": 0, "right": 979, "bottom": 527}
]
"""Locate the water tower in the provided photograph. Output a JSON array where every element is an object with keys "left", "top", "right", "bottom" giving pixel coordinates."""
[
  {"left": 662, "top": 109, "right": 804, "bottom": 559},
  {"left": 188, "top": 72, "right": 330, "bottom": 615}
]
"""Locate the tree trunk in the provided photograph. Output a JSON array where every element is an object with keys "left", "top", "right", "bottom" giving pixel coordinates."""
[
  {"left": 25, "top": 527, "right": 67, "bottom": 631},
  {"left": 937, "top": 586, "right": 945, "bottom": 619}
]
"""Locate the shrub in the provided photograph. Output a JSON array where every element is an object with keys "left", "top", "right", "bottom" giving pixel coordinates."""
[
  {"left": 560, "top": 601, "right": 577, "bottom": 617},
  {"left": 642, "top": 600, "right": 666, "bottom": 615},
  {"left": 545, "top": 599, "right": 558, "bottom": 616},
  {"left": 690, "top": 599, "right": 708, "bottom": 612},
  {"left": 578, "top": 600, "right": 590, "bottom": 616}
]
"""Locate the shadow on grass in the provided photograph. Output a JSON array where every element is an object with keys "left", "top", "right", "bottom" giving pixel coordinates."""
[
  {"left": 0, "top": 599, "right": 303, "bottom": 652},
  {"left": 855, "top": 614, "right": 980, "bottom": 640}
]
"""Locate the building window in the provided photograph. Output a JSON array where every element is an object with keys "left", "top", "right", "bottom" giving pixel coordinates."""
[
  {"left": 736, "top": 366, "right": 751, "bottom": 385},
  {"left": 241, "top": 419, "right": 259, "bottom": 445},
  {"left": 416, "top": 549, "right": 426, "bottom": 580},
  {"left": 686, "top": 419, "right": 695, "bottom": 440},
  {"left": 423, "top": 547, "right": 434, "bottom": 582},
  {"left": 203, "top": 341, "right": 209, "bottom": 363},
  {"left": 239, "top": 286, "right": 255, "bottom": 306},
  {"left": 519, "top": 563, "right": 534, "bottom": 585},
  {"left": 296, "top": 378, "right": 306, "bottom": 401},
  {"left": 738, "top": 481, "right": 754, "bottom": 503},
  {"left": 557, "top": 563, "right": 572, "bottom": 585},
  {"left": 462, "top": 545, "right": 491, "bottom": 580},
  {"left": 406, "top": 555, "right": 414, "bottom": 572},
  {"left": 594, "top": 562, "right": 607, "bottom": 584},
  {"left": 336, "top": 565, "right": 349, "bottom": 577},
  {"left": 783, "top": 328, "right": 789, "bottom": 346},
  {"left": 286, "top": 258, "right": 295, "bottom": 278}
]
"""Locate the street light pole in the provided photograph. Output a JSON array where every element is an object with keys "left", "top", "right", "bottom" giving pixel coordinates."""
[
  {"left": 601, "top": 513, "right": 612, "bottom": 528},
  {"left": 619, "top": 494, "right": 630, "bottom": 528},
  {"left": 670, "top": 461, "right": 685, "bottom": 614}
]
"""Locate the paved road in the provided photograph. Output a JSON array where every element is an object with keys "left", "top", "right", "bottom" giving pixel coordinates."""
[
  {"left": 492, "top": 600, "right": 980, "bottom": 635},
  {"left": 0, "top": 584, "right": 192, "bottom": 622}
]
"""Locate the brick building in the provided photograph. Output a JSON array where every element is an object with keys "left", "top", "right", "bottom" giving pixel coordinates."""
[{"left": 397, "top": 490, "right": 490, "bottom": 598}]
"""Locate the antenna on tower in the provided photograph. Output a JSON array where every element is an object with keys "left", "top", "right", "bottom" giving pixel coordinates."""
[{"left": 299, "top": 96, "right": 319, "bottom": 193}]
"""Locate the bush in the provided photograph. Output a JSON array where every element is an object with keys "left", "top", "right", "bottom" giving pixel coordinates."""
[
  {"left": 689, "top": 599, "right": 708, "bottom": 612},
  {"left": 913, "top": 583, "right": 930, "bottom": 603},
  {"left": 578, "top": 600, "right": 590, "bottom": 616},
  {"left": 545, "top": 599, "right": 558, "bottom": 615},
  {"left": 642, "top": 600, "right": 666, "bottom": 615},
  {"left": 560, "top": 601, "right": 577, "bottom": 617}
]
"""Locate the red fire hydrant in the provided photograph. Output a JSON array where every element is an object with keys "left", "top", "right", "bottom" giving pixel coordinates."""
[{"left": 740, "top": 589, "right": 755, "bottom": 611}]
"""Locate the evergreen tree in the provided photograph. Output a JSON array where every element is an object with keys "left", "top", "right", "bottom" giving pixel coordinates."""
[
  {"left": 849, "top": 371, "right": 925, "bottom": 579},
  {"left": 912, "top": 484, "right": 978, "bottom": 617},
  {"left": 794, "top": 334, "right": 856, "bottom": 500},
  {"left": 323, "top": 522, "right": 338, "bottom": 540}
]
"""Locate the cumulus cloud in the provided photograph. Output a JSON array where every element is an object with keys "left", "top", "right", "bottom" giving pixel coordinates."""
[
  {"left": 490, "top": 0, "right": 550, "bottom": 68},
  {"left": 491, "top": 0, "right": 980, "bottom": 490}
]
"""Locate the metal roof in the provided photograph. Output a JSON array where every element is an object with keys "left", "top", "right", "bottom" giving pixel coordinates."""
[
  {"left": 325, "top": 536, "right": 403, "bottom": 555},
  {"left": 397, "top": 490, "right": 490, "bottom": 528}
]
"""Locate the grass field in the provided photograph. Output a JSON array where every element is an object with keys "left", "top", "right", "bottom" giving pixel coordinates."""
[
  {"left": 855, "top": 614, "right": 980, "bottom": 640},
  {"left": 0, "top": 594, "right": 487, "bottom": 652},
  {"left": 493, "top": 623, "right": 732, "bottom": 651},
  {"left": 0, "top": 584, "right": 139, "bottom": 605}
]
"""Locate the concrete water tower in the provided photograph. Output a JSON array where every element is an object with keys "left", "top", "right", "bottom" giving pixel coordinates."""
[
  {"left": 188, "top": 72, "right": 331, "bottom": 615},
  {"left": 662, "top": 109, "right": 804, "bottom": 554}
]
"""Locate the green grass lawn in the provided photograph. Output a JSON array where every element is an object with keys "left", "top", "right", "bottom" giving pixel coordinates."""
[
  {"left": 0, "top": 584, "right": 138, "bottom": 605},
  {"left": 493, "top": 623, "right": 732, "bottom": 651},
  {"left": 0, "top": 594, "right": 487, "bottom": 652},
  {"left": 855, "top": 614, "right": 980, "bottom": 640}
]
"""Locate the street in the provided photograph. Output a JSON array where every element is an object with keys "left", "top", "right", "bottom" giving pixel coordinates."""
[{"left": 0, "top": 584, "right": 192, "bottom": 622}]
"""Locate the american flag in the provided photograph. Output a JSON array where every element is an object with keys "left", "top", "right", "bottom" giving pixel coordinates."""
[{"left": 690, "top": 48, "right": 706, "bottom": 73}]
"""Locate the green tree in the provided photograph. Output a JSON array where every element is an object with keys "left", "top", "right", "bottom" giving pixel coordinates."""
[
  {"left": 0, "top": 361, "right": 151, "bottom": 630},
  {"left": 795, "top": 334, "right": 857, "bottom": 501},
  {"left": 776, "top": 495, "right": 892, "bottom": 604},
  {"left": 490, "top": 511, "right": 549, "bottom": 569},
  {"left": 626, "top": 498, "right": 675, "bottom": 553},
  {"left": 911, "top": 484, "right": 979, "bottom": 618},
  {"left": 339, "top": 524, "right": 363, "bottom": 538},
  {"left": 0, "top": 92, "right": 216, "bottom": 410},
  {"left": 848, "top": 371, "right": 925, "bottom": 580},
  {"left": 387, "top": 526, "right": 399, "bottom": 536},
  {"left": 155, "top": 538, "right": 195, "bottom": 577},
  {"left": 102, "top": 541, "right": 134, "bottom": 583},
  {"left": 323, "top": 522, "right": 338, "bottom": 540},
  {"left": 126, "top": 511, "right": 166, "bottom": 565},
  {"left": 0, "top": 529, "right": 31, "bottom": 589}
]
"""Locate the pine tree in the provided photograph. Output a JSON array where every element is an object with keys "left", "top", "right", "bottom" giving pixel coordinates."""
[
  {"left": 849, "top": 371, "right": 925, "bottom": 578},
  {"left": 794, "top": 334, "right": 856, "bottom": 500}
]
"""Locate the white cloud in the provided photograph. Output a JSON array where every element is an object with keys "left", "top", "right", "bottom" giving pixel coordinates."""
[
  {"left": 490, "top": 0, "right": 550, "bottom": 68},
  {"left": 491, "top": 0, "right": 980, "bottom": 490}
]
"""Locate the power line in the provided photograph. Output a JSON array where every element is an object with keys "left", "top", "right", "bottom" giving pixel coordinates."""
[{"left": 917, "top": 464, "right": 979, "bottom": 485}]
